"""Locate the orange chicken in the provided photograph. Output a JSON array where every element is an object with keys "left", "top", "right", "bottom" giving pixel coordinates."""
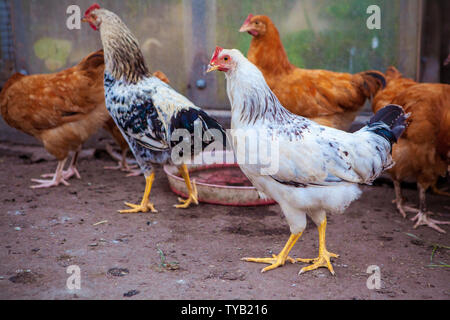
[
  {"left": 373, "top": 66, "right": 450, "bottom": 233},
  {"left": 240, "top": 14, "right": 386, "bottom": 130},
  {"left": 0, "top": 50, "right": 109, "bottom": 188}
]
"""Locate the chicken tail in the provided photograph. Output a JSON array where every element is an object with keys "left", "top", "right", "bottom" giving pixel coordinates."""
[
  {"left": 170, "top": 108, "right": 228, "bottom": 151},
  {"left": 79, "top": 49, "right": 105, "bottom": 72},
  {"left": 358, "top": 70, "right": 386, "bottom": 97},
  {"left": 0, "top": 73, "right": 25, "bottom": 94},
  {"left": 367, "top": 104, "right": 408, "bottom": 147},
  {"left": 384, "top": 66, "right": 402, "bottom": 80}
]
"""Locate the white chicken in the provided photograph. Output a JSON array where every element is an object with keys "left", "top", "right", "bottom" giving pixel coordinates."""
[{"left": 208, "top": 47, "right": 407, "bottom": 275}]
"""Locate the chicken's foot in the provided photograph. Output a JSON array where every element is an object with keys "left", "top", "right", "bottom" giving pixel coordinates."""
[
  {"left": 104, "top": 144, "right": 139, "bottom": 174},
  {"left": 410, "top": 184, "right": 449, "bottom": 233},
  {"left": 392, "top": 180, "right": 423, "bottom": 217},
  {"left": 412, "top": 211, "right": 450, "bottom": 234},
  {"left": 242, "top": 233, "right": 302, "bottom": 273},
  {"left": 40, "top": 151, "right": 81, "bottom": 181},
  {"left": 174, "top": 164, "right": 199, "bottom": 209},
  {"left": 297, "top": 218, "right": 339, "bottom": 275},
  {"left": 119, "top": 173, "right": 157, "bottom": 213},
  {"left": 31, "top": 158, "right": 70, "bottom": 189}
]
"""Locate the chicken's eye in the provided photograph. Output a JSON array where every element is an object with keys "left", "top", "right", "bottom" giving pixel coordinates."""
[
  {"left": 255, "top": 21, "right": 259, "bottom": 25},
  {"left": 224, "top": 56, "right": 229, "bottom": 61}
]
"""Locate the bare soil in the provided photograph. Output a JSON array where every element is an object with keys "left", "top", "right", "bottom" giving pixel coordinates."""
[{"left": 0, "top": 144, "right": 449, "bottom": 300}]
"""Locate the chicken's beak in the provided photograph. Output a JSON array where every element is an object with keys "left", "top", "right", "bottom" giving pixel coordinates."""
[
  {"left": 206, "top": 64, "right": 219, "bottom": 73},
  {"left": 239, "top": 23, "right": 251, "bottom": 33},
  {"left": 81, "top": 17, "right": 89, "bottom": 23}
]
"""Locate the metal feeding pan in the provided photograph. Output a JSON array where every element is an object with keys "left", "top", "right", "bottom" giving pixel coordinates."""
[{"left": 163, "top": 151, "right": 276, "bottom": 206}]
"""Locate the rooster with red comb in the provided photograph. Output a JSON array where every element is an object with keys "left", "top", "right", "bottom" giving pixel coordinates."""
[{"left": 83, "top": 4, "right": 227, "bottom": 213}]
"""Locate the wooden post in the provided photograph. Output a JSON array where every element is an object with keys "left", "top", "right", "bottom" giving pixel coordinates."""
[
  {"left": 0, "top": 0, "right": 15, "bottom": 84},
  {"left": 398, "top": 0, "right": 423, "bottom": 80},
  {"left": 420, "top": 0, "right": 442, "bottom": 83},
  {"left": 183, "top": 0, "right": 218, "bottom": 109},
  {"left": 9, "top": 0, "right": 28, "bottom": 74}
]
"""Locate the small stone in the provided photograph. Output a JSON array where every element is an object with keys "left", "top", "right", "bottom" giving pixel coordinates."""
[
  {"left": 123, "top": 290, "right": 140, "bottom": 297},
  {"left": 107, "top": 268, "right": 129, "bottom": 277}
]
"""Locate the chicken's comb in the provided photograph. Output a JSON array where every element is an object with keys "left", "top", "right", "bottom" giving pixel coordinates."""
[
  {"left": 85, "top": 3, "right": 101, "bottom": 16},
  {"left": 210, "top": 46, "right": 224, "bottom": 63},
  {"left": 243, "top": 14, "right": 254, "bottom": 25}
]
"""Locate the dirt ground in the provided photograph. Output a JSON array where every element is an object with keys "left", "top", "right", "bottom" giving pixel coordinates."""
[{"left": 0, "top": 143, "right": 449, "bottom": 300}]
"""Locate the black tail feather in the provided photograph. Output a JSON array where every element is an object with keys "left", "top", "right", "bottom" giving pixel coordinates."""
[
  {"left": 368, "top": 104, "right": 407, "bottom": 146},
  {"left": 170, "top": 108, "right": 228, "bottom": 152},
  {"left": 364, "top": 71, "right": 386, "bottom": 89}
]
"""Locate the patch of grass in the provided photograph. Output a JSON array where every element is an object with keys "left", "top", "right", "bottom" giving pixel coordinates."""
[
  {"left": 405, "top": 233, "right": 450, "bottom": 268},
  {"left": 156, "top": 247, "right": 179, "bottom": 271}
]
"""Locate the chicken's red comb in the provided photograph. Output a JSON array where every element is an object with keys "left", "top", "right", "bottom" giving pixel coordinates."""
[
  {"left": 243, "top": 14, "right": 254, "bottom": 25},
  {"left": 85, "top": 3, "right": 101, "bottom": 16},
  {"left": 210, "top": 46, "right": 224, "bottom": 63}
]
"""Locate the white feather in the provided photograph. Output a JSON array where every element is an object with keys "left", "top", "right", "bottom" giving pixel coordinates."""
[{"left": 221, "top": 49, "right": 393, "bottom": 233}]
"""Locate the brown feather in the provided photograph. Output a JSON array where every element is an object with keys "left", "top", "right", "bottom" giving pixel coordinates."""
[
  {"left": 372, "top": 67, "right": 450, "bottom": 189},
  {"left": 0, "top": 50, "right": 109, "bottom": 160},
  {"left": 245, "top": 15, "right": 385, "bottom": 130}
]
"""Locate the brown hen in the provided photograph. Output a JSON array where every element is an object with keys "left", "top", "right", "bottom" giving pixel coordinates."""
[
  {"left": 240, "top": 14, "right": 386, "bottom": 130},
  {"left": 0, "top": 50, "right": 108, "bottom": 188},
  {"left": 373, "top": 66, "right": 450, "bottom": 233}
]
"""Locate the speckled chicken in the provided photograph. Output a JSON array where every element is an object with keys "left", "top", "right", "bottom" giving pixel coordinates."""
[
  {"left": 83, "top": 4, "right": 226, "bottom": 213},
  {"left": 208, "top": 48, "right": 407, "bottom": 275},
  {"left": 103, "top": 70, "right": 171, "bottom": 176}
]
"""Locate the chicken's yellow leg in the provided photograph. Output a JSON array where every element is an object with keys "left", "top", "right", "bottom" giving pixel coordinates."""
[
  {"left": 297, "top": 218, "right": 339, "bottom": 275},
  {"left": 119, "top": 173, "right": 157, "bottom": 213},
  {"left": 242, "top": 233, "right": 302, "bottom": 273},
  {"left": 175, "top": 164, "right": 199, "bottom": 209}
]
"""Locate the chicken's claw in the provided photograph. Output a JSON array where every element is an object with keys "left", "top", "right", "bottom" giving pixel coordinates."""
[
  {"left": 297, "top": 250, "right": 339, "bottom": 275},
  {"left": 31, "top": 177, "right": 70, "bottom": 189},
  {"left": 242, "top": 233, "right": 302, "bottom": 273},
  {"left": 242, "top": 254, "right": 296, "bottom": 273},
  {"left": 104, "top": 162, "right": 138, "bottom": 171},
  {"left": 125, "top": 168, "right": 142, "bottom": 177},
  {"left": 119, "top": 201, "right": 158, "bottom": 214},
  {"left": 35, "top": 157, "right": 80, "bottom": 186},
  {"left": 411, "top": 211, "right": 449, "bottom": 233},
  {"left": 174, "top": 179, "right": 199, "bottom": 209},
  {"left": 118, "top": 173, "right": 157, "bottom": 213},
  {"left": 297, "top": 218, "right": 339, "bottom": 275}
]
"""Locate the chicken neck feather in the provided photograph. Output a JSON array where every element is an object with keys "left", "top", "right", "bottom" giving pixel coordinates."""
[{"left": 95, "top": 9, "right": 150, "bottom": 84}]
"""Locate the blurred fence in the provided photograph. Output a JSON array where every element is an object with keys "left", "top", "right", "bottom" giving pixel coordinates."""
[{"left": 1, "top": 0, "right": 422, "bottom": 111}]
